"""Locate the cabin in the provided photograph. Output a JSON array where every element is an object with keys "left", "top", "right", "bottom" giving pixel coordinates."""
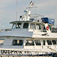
[{"left": 0, "top": 18, "right": 57, "bottom": 50}]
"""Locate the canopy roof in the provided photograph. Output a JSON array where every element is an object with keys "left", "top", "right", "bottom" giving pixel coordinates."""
[{"left": 10, "top": 20, "right": 53, "bottom": 26}]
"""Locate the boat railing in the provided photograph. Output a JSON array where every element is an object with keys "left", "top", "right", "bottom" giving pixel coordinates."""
[
  {"left": 30, "top": 14, "right": 44, "bottom": 21},
  {"left": 0, "top": 49, "right": 57, "bottom": 56},
  {"left": 30, "top": 14, "right": 44, "bottom": 18}
]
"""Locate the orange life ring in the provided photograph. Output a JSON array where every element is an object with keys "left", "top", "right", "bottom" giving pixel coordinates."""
[{"left": 46, "top": 26, "right": 49, "bottom": 30}]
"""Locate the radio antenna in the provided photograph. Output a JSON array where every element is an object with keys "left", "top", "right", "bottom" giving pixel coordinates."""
[{"left": 16, "top": 0, "right": 17, "bottom": 20}]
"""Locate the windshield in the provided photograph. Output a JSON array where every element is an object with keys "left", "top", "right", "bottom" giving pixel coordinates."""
[
  {"left": 12, "top": 23, "right": 21, "bottom": 29},
  {"left": 23, "top": 23, "right": 29, "bottom": 28}
]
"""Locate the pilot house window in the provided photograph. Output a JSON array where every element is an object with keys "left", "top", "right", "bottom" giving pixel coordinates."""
[
  {"left": 36, "top": 24, "right": 41, "bottom": 29},
  {"left": 16, "top": 23, "right": 21, "bottom": 28},
  {"left": 12, "top": 40, "right": 23, "bottom": 46},
  {"left": 30, "top": 23, "right": 35, "bottom": 29},
  {"left": 12, "top": 23, "right": 21, "bottom": 29},
  {"left": 23, "top": 23, "right": 29, "bottom": 28}
]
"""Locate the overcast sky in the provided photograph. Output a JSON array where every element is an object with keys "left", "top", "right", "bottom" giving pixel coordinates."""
[{"left": 0, "top": 0, "right": 57, "bottom": 29}]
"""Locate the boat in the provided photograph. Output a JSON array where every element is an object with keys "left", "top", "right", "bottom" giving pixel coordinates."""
[{"left": 0, "top": 1, "right": 57, "bottom": 57}]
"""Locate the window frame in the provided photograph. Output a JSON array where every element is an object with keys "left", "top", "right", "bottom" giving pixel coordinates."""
[
  {"left": 12, "top": 23, "right": 16, "bottom": 29},
  {"left": 23, "top": 23, "right": 29, "bottom": 29},
  {"left": 25, "top": 40, "right": 34, "bottom": 46},
  {"left": 47, "top": 40, "right": 52, "bottom": 45},
  {"left": 30, "top": 23, "right": 36, "bottom": 29},
  {"left": 12, "top": 39, "right": 23, "bottom": 46},
  {"left": 36, "top": 24, "right": 41, "bottom": 30},
  {"left": 35, "top": 40, "right": 41, "bottom": 46},
  {"left": 16, "top": 23, "right": 22, "bottom": 28},
  {"left": 52, "top": 40, "right": 56, "bottom": 45},
  {"left": 12, "top": 23, "right": 22, "bottom": 29}
]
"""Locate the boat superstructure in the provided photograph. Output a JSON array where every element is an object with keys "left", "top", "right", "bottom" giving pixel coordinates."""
[{"left": 0, "top": 1, "right": 57, "bottom": 57}]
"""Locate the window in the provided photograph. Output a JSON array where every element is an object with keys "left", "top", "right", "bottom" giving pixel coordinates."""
[
  {"left": 12, "top": 24, "right": 16, "bottom": 29},
  {"left": 35, "top": 40, "right": 41, "bottom": 45},
  {"left": 36, "top": 24, "right": 41, "bottom": 29},
  {"left": 12, "top": 23, "right": 21, "bottom": 29},
  {"left": 43, "top": 40, "right": 45, "bottom": 45},
  {"left": 0, "top": 40, "right": 4, "bottom": 45},
  {"left": 25, "top": 40, "right": 34, "bottom": 46},
  {"left": 43, "top": 26, "right": 46, "bottom": 30},
  {"left": 43, "top": 25, "right": 46, "bottom": 32},
  {"left": 23, "top": 23, "right": 29, "bottom": 28},
  {"left": 47, "top": 40, "right": 52, "bottom": 45},
  {"left": 12, "top": 40, "right": 23, "bottom": 46},
  {"left": 16, "top": 23, "right": 21, "bottom": 28},
  {"left": 52, "top": 40, "right": 56, "bottom": 45},
  {"left": 30, "top": 23, "right": 35, "bottom": 29}
]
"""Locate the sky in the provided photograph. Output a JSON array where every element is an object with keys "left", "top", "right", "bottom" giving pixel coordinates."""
[{"left": 0, "top": 0, "right": 57, "bottom": 29}]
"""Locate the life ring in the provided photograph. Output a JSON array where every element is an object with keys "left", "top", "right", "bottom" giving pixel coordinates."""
[{"left": 46, "top": 26, "right": 49, "bottom": 30}]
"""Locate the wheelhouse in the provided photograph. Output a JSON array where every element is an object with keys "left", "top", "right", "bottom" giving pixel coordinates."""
[{"left": 10, "top": 21, "right": 53, "bottom": 33}]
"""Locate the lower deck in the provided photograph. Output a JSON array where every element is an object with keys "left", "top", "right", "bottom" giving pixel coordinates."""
[
  {"left": 0, "top": 37, "right": 57, "bottom": 57},
  {"left": 0, "top": 37, "right": 57, "bottom": 50}
]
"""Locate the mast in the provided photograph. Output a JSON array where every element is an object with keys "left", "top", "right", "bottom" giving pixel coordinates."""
[{"left": 23, "top": 1, "right": 34, "bottom": 21}]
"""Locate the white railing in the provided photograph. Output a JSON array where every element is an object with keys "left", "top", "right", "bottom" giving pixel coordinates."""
[{"left": 0, "top": 49, "right": 56, "bottom": 56}]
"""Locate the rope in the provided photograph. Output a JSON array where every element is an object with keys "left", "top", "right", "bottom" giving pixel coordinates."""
[{"left": 48, "top": 46, "right": 56, "bottom": 52}]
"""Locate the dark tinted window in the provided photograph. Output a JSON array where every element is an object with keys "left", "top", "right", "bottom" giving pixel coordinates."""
[
  {"left": 43, "top": 25, "right": 46, "bottom": 32},
  {"left": 47, "top": 40, "right": 52, "bottom": 45},
  {"left": 52, "top": 40, "right": 56, "bottom": 45},
  {"left": 25, "top": 40, "right": 34, "bottom": 46},
  {"left": 35, "top": 40, "right": 41, "bottom": 45},
  {"left": 12, "top": 40, "right": 23, "bottom": 46},
  {"left": 23, "top": 23, "right": 29, "bottom": 28}
]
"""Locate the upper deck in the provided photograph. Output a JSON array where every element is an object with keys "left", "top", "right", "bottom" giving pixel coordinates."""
[
  {"left": 0, "top": 19, "right": 56, "bottom": 39},
  {"left": 0, "top": 1, "right": 56, "bottom": 38}
]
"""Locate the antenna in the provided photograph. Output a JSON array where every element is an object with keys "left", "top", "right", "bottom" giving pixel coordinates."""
[{"left": 16, "top": 0, "right": 18, "bottom": 20}]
